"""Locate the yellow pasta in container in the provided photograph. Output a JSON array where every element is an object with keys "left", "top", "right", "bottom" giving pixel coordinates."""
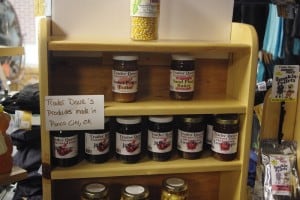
[{"left": 130, "top": 0, "right": 160, "bottom": 41}]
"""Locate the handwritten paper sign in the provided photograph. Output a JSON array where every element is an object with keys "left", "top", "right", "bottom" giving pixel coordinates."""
[{"left": 45, "top": 95, "right": 104, "bottom": 131}]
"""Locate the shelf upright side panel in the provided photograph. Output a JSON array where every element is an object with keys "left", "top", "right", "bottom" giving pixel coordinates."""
[
  {"left": 219, "top": 23, "right": 258, "bottom": 200},
  {"left": 37, "top": 16, "right": 52, "bottom": 200}
]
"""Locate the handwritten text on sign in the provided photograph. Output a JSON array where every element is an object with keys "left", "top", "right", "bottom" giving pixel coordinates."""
[{"left": 45, "top": 95, "right": 104, "bottom": 131}]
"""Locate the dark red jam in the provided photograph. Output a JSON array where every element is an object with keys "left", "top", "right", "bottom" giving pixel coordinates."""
[
  {"left": 147, "top": 116, "right": 174, "bottom": 161},
  {"left": 169, "top": 54, "right": 195, "bottom": 100},
  {"left": 211, "top": 114, "right": 239, "bottom": 161},
  {"left": 84, "top": 118, "right": 111, "bottom": 163},
  {"left": 177, "top": 115, "right": 205, "bottom": 159},
  {"left": 51, "top": 130, "right": 81, "bottom": 167},
  {"left": 115, "top": 117, "right": 142, "bottom": 163}
]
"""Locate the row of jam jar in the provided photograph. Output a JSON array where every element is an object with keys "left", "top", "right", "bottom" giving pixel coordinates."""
[
  {"left": 51, "top": 114, "right": 240, "bottom": 167},
  {"left": 113, "top": 54, "right": 196, "bottom": 102},
  {"left": 81, "top": 177, "right": 188, "bottom": 200}
]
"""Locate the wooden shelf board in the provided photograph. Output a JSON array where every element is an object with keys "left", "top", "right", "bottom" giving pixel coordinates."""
[
  {"left": 51, "top": 153, "right": 242, "bottom": 180},
  {"left": 0, "top": 166, "right": 27, "bottom": 186},
  {"left": 48, "top": 38, "right": 250, "bottom": 54},
  {"left": 104, "top": 98, "right": 246, "bottom": 116},
  {"left": 0, "top": 46, "right": 24, "bottom": 56}
]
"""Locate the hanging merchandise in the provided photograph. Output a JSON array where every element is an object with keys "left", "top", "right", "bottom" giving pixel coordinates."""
[{"left": 260, "top": 139, "right": 300, "bottom": 200}]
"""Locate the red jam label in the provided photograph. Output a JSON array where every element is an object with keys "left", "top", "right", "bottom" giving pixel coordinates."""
[
  {"left": 85, "top": 132, "right": 110, "bottom": 155},
  {"left": 116, "top": 132, "right": 141, "bottom": 155},
  {"left": 211, "top": 132, "right": 238, "bottom": 154},
  {"left": 53, "top": 135, "right": 78, "bottom": 158},
  {"left": 170, "top": 70, "right": 195, "bottom": 92},
  {"left": 177, "top": 130, "right": 204, "bottom": 152},
  {"left": 147, "top": 130, "right": 172, "bottom": 153},
  {"left": 112, "top": 70, "right": 138, "bottom": 93}
]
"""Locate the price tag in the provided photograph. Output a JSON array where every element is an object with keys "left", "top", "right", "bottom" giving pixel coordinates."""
[{"left": 45, "top": 95, "right": 104, "bottom": 131}]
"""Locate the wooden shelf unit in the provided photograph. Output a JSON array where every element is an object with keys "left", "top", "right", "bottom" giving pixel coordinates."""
[{"left": 38, "top": 16, "right": 258, "bottom": 200}]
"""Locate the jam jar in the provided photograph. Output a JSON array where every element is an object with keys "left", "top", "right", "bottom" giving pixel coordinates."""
[
  {"left": 81, "top": 182, "right": 109, "bottom": 200},
  {"left": 51, "top": 130, "right": 81, "bottom": 167},
  {"left": 204, "top": 114, "right": 215, "bottom": 150},
  {"left": 84, "top": 118, "right": 111, "bottom": 163},
  {"left": 115, "top": 117, "right": 142, "bottom": 163},
  {"left": 147, "top": 116, "right": 173, "bottom": 161},
  {"left": 112, "top": 55, "right": 139, "bottom": 102},
  {"left": 177, "top": 115, "right": 205, "bottom": 159},
  {"left": 211, "top": 114, "right": 239, "bottom": 161},
  {"left": 121, "top": 184, "right": 150, "bottom": 200},
  {"left": 169, "top": 54, "right": 195, "bottom": 100},
  {"left": 161, "top": 177, "right": 188, "bottom": 200}
]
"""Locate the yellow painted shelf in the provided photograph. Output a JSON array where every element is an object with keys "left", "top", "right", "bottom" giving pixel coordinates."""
[
  {"left": 104, "top": 98, "right": 246, "bottom": 116},
  {"left": 0, "top": 46, "right": 24, "bottom": 56},
  {"left": 48, "top": 37, "right": 250, "bottom": 54},
  {"left": 51, "top": 153, "right": 242, "bottom": 180}
]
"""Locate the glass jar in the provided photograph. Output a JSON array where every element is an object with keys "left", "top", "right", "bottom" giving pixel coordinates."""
[
  {"left": 81, "top": 182, "right": 109, "bottom": 200},
  {"left": 161, "top": 177, "right": 188, "bottom": 200},
  {"left": 204, "top": 114, "right": 215, "bottom": 150},
  {"left": 177, "top": 115, "right": 205, "bottom": 159},
  {"left": 51, "top": 130, "right": 80, "bottom": 167},
  {"left": 211, "top": 114, "right": 239, "bottom": 161},
  {"left": 112, "top": 55, "right": 139, "bottom": 102},
  {"left": 84, "top": 118, "right": 111, "bottom": 163},
  {"left": 130, "top": 0, "right": 160, "bottom": 41},
  {"left": 169, "top": 54, "right": 195, "bottom": 100},
  {"left": 115, "top": 117, "right": 142, "bottom": 163},
  {"left": 147, "top": 115, "right": 173, "bottom": 161},
  {"left": 121, "top": 184, "right": 150, "bottom": 200}
]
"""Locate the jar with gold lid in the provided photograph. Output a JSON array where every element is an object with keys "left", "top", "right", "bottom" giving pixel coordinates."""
[
  {"left": 211, "top": 114, "right": 239, "bottom": 161},
  {"left": 161, "top": 177, "right": 188, "bottom": 200},
  {"left": 81, "top": 182, "right": 109, "bottom": 200},
  {"left": 120, "top": 184, "right": 150, "bottom": 200}
]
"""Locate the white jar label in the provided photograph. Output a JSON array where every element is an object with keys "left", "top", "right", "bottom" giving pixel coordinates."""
[
  {"left": 177, "top": 130, "right": 204, "bottom": 152},
  {"left": 112, "top": 70, "right": 138, "bottom": 93},
  {"left": 147, "top": 130, "right": 172, "bottom": 153},
  {"left": 116, "top": 132, "right": 141, "bottom": 155},
  {"left": 130, "top": 0, "right": 160, "bottom": 17},
  {"left": 53, "top": 135, "right": 78, "bottom": 159},
  {"left": 85, "top": 132, "right": 110, "bottom": 155},
  {"left": 170, "top": 70, "right": 195, "bottom": 92},
  {"left": 211, "top": 131, "right": 238, "bottom": 154}
]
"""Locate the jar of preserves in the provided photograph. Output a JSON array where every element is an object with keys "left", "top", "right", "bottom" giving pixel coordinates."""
[
  {"left": 161, "top": 177, "right": 188, "bottom": 200},
  {"left": 81, "top": 182, "right": 109, "bottom": 200},
  {"left": 177, "top": 115, "right": 205, "bottom": 159},
  {"left": 147, "top": 115, "right": 173, "bottom": 161},
  {"left": 112, "top": 55, "right": 139, "bottom": 102},
  {"left": 211, "top": 114, "right": 239, "bottom": 161},
  {"left": 169, "top": 54, "right": 195, "bottom": 100},
  {"left": 115, "top": 117, "right": 142, "bottom": 163},
  {"left": 51, "top": 130, "right": 81, "bottom": 167},
  {"left": 121, "top": 184, "right": 149, "bottom": 200},
  {"left": 204, "top": 114, "right": 215, "bottom": 150},
  {"left": 130, "top": 0, "right": 160, "bottom": 41},
  {"left": 84, "top": 118, "right": 111, "bottom": 163}
]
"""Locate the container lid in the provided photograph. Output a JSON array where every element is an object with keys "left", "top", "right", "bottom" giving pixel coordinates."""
[
  {"left": 121, "top": 184, "right": 149, "bottom": 199},
  {"left": 162, "top": 177, "right": 188, "bottom": 193},
  {"left": 81, "top": 182, "right": 108, "bottom": 199},
  {"left": 215, "top": 114, "right": 239, "bottom": 125},
  {"left": 113, "top": 55, "right": 138, "bottom": 61},
  {"left": 149, "top": 116, "right": 173, "bottom": 123},
  {"left": 180, "top": 115, "right": 203, "bottom": 123},
  {"left": 171, "top": 54, "right": 195, "bottom": 61},
  {"left": 116, "top": 117, "right": 142, "bottom": 124}
]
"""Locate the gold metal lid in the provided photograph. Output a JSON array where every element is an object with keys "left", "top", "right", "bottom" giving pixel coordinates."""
[
  {"left": 121, "top": 184, "right": 149, "bottom": 199},
  {"left": 215, "top": 114, "right": 239, "bottom": 125},
  {"left": 162, "top": 177, "right": 188, "bottom": 193},
  {"left": 81, "top": 182, "right": 108, "bottom": 199},
  {"left": 180, "top": 115, "right": 203, "bottom": 124}
]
